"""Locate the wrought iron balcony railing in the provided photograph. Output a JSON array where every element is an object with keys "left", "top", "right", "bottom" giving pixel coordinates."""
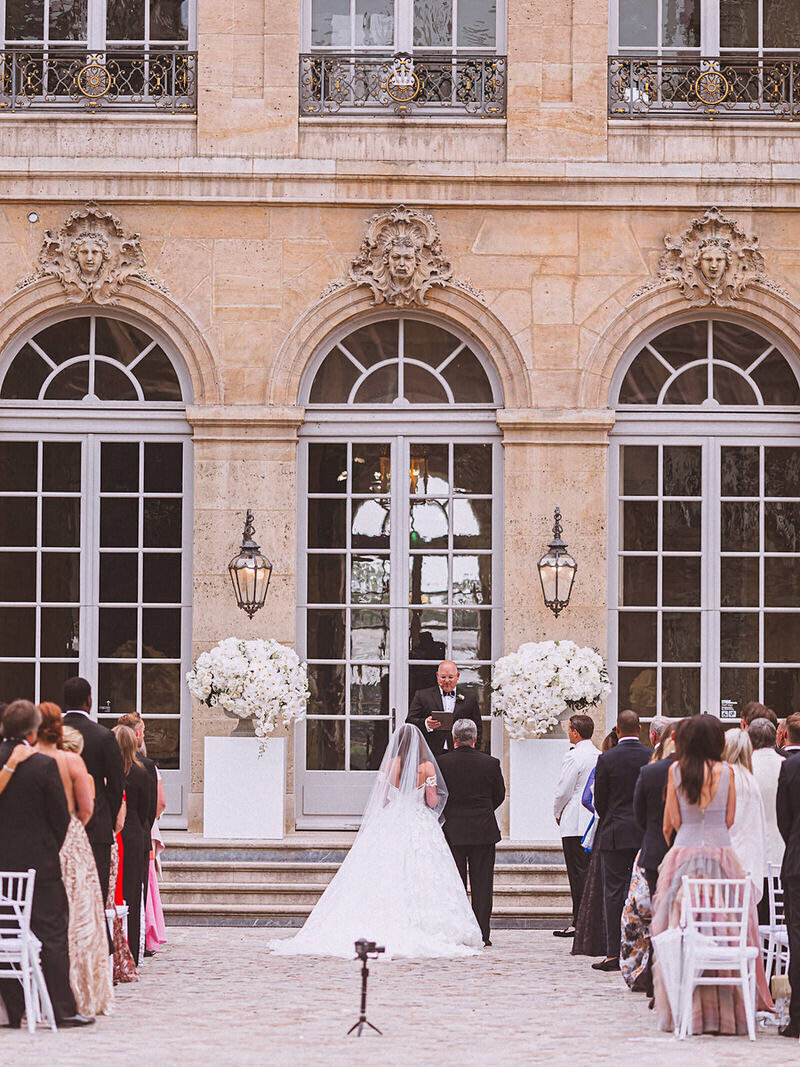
[
  {"left": 299, "top": 52, "right": 506, "bottom": 117},
  {"left": 609, "top": 54, "right": 800, "bottom": 120},
  {"left": 0, "top": 48, "right": 197, "bottom": 112}
]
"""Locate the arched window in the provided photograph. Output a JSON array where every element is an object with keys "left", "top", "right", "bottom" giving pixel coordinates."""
[
  {"left": 610, "top": 314, "right": 800, "bottom": 727},
  {"left": 0, "top": 312, "right": 191, "bottom": 825},
  {"left": 297, "top": 313, "right": 502, "bottom": 828}
]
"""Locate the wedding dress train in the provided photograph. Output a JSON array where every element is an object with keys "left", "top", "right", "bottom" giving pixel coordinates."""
[{"left": 271, "top": 726, "right": 483, "bottom": 960}]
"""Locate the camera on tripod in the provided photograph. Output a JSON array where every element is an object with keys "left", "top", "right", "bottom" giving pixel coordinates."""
[{"left": 354, "top": 938, "right": 385, "bottom": 961}]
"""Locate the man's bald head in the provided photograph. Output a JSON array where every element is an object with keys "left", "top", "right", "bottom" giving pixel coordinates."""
[{"left": 436, "top": 661, "right": 460, "bottom": 693}]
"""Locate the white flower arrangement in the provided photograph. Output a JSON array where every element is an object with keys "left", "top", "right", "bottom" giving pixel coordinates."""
[
  {"left": 491, "top": 640, "right": 611, "bottom": 740},
  {"left": 186, "top": 637, "right": 309, "bottom": 745}
]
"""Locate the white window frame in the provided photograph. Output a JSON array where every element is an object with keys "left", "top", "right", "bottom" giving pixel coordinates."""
[
  {"left": 0, "top": 0, "right": 197, "bottom": 49},
  {"left": 302, "top": 0, "right": 506, "bottom": 54},
  {"left": 0, "top": 313, "right": 193, "bottom": 828},
  {"left": 609, "top": 0, "right": 800, "bottom": 56},
  {"left": 608, "top": 311, "right": 800, "bottom": 728}
]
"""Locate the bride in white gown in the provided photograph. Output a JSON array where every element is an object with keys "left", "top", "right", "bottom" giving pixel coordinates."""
[{"left": 270, "top": 724, "right": 483, "bottom": 959}]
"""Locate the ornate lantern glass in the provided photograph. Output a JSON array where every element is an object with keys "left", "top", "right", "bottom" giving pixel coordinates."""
[
  {"left": 537, "top": 507, "right": 577, "bottom": 618},
  {"left": 228, "top": 509, "right": 272, "bottom": 618}
]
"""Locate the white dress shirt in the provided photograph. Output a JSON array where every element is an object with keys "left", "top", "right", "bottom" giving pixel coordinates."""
[
  {"left": 553, "top": 738, "right": 598, "bottom": 838},
  {"left": 751, "top": 746, "right": 785, "bottom": 874}
]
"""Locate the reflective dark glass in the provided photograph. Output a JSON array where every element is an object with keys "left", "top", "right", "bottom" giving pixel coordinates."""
[
  {"left": 351, "top": 555, "right": 390, "bottom": 604},
  {"left": 403, "top": 319, "right": 461, "bottom": 368},
  {"left": 0, "top": 348, "right": 49, "bottom": 399},
  {"left": 0, "top": 662, "right": 34, "bottom": 702},
  {"left": 98, "top": 661, "right": 137, "bottom": 718},
  {"left": 0, "top": 607, "right": 35, "bottom": 657},
  {"left": 617, "top": 666, "right": 658, "bottom": 717},
  {"left": 453, "top": 498, "right": 491, "bottom": 550},
  {"left": 765, "top": 613, "right": 800, "bottom": 663},
  {"left": 308, "top": 443, "right": 347, "bottom": 494},
  {"left": 713, "top": 366, "right": 757, "bottom": 405},
  {"left": 142, "top": 718, "right": 180, "bottom": 770},
  {"left": 306, "top": 609, "right": 346, "bottom": 659},
  {"left": 33, "top": 318, "right": 90, "bottom": 363},
  {"left": 143, "top": 554, "right": 182, "bottom": 603},
  {"left": 39, "top": 662, "right": 76, "bottom": 705},
  {"left": 403, "top": 364, "right": 448, "bottom": 403},
  {"left": 99, "top": 608, "right": 138, "bottom": 658},
  {"left": 101, "top": 442, "right": 139, "bottom": 492},
  {"left": 410, "top": 443, "right": 448, "bottom": 495},
  {"left": 765, "top": 447, "right": 800, "bottom": 498},
  {"left": 338, "top": 321, "right": 398, "bottom": 369},
  {"left": 662, "top": 501, "right": 701, "bottom": 552},
  {"left": 661, "top": 666, "right": 701, "bottom": 717},
  {"left": 306, "top": 719, "right": 345, "bottom": 770},
  {"left": 41, "top": 552, "right": 79, "bottom": 602},
  {"left": 350, "top": 719, "right": 390, "bottom": 771},
  {"left": 354, "top": 364, "right": 398, "bottom": 403},
  {"left": 721, "top": 556, "right": 760, "bottom": 607},
  {"left": 0, "top": 552, "right": 35, "bottom": 601},
  {"left": 99, "top": 553, "right": 138, "bottom": 603},
  {"left": 765, "top": 556, "right": 800, "bottom": 607},
  {"left": 720, "top": 611, "right": 759, "bottom": 662},
  {"left": 308, "top": 499, "right": 346, "bottom": 549},
  {"left": 142, "top": 608, "right": 181, "bottom": 659},
  {"left": 95, "top": 317, "right": 150, "bottom": 365},
  {"left": 441, "top": 349, "right": 493, "bottom": 403},
  {"left": 618, "top": 349, "right": 670, "bottom": 404},
  {"left": 618, "top": 611, "right": 657, "bottom": 662},
  {"left": 765, "top": 667, "right": 800, "bottom": 718},
  {"left": 721, "top": 446, "right": 759, "bottom": 497},
  {"left": 307, "top": 663, "right": 346, "bottom": 716},
  {"left": 752, "top": 349, "right": 800, "bottom": 404},
  {"left": 621, "top": 445, "right": 657, "bottom": 496},
  {"left": 620, "top": 556, "right": 657, "bottom": 606},
  {"left": 662, "top": 555, "right": 701, "bottom": 607},
  {"left": 651, "top": 322, "right": 706, "bottom": 370},
  {"left": 136, "top": 347, "right": 182, "bottom": 401},
  {"left": 713, "top": 320, "right": 771, "bottom": 370},
  {"left": 40, "top": 607, "right": 79, "bottom": 658},
  {"left": 307, "top": 554, "right": 346, "bottom": 604},
  {"left": 663, "top": 446, "right": 701, "bottom": 497},
  {"left": 0, "top": 497, "right": 36, "bottom": 546},
  {"left": 721, "top": 501, "right": 759, "bottom": 552},
  {"left": 143, "top": 498, "right": 182, "bottom": 548},
  {"left": 0, "top": 442, "right": 37, "bottom": 491},
  {"left": 100, "top": 497, "right": 139, "bottom": 548},
  {"left": 352, "top": 443, "right": 391, "bottom": 494},
  {"left": 452, "top": 607, "right": 491, "bottom": 661},
  {"left": 350, "top": 664, "right": 389, "bottom": 716},
  {"left": 44, "top": 362, "right": 89, "bottom": 401},
  {"left": 43, "top": 442, "right": 81, "bottom": 492},
  {"left": 765, "top": 502, "right": 800, "bottom": 552},
  {"left": 94, "top": 361, "right": 137, "bottom": 401},
  {"left": 42, "top": 498, "right": 80, "bottom": 548},
  {"left": 720, "top": 666, "right": 759, "bottom": 709},
  {"left": 308, "top": 349, "right": 360, "bottom": 404},
  {"left": 142, "top": 662, "right": 181, "bottom": 715},
  {"left": 350, "top": 608, "right": 389, "bottom": 659},
  {"left": 409, "top": 608, "right": 448, "bottom": 663},
  {"left": 663, "top": 365, "right": 708, "bottom": 404},
  {"left": 622, "top": 500, "right": 657, "bottom": 551},
  {"left": 451, "top": 555, "right": 491, "bottom": 605},
  {"left": 454, "top": 444, "right": 492, "bottom": 494},
  {"left": 144, "top": 443, "right": 183, "bottom": 493},
  {"left": 663, "top": 611, "right": 701, "bottom": 662}
]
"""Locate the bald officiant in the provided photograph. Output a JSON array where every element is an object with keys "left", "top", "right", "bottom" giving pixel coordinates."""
[{"left": 407, "top": 660, "right": 483, "bottom": 756}]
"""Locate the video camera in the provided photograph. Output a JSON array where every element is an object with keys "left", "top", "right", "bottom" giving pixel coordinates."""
[{"left": 354, "top": 938, "right": 385, "bottom": 961}]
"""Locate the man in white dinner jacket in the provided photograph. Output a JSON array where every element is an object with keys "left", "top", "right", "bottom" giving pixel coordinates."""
[{"left": 552, "top": 713, "right": 599, "bottom": 938}]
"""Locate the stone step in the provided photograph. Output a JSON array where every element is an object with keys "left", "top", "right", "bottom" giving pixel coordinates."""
[
  {"left": 160, "top": 880, "right": 572, "bottom": 909},
  {"left": 162, "top": 901, "right": 570, "bottom": 929},
  {"left": 160, "top": 860, "right": 568, "bottom": 886}
]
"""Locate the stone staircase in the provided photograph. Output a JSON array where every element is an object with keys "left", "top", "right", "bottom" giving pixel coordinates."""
[{"left": 159, "top": 833, "right": 572, "bottom": 928}]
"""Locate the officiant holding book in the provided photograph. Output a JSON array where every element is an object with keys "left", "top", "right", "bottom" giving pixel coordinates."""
[{"left": 407, "top": 660, "right": 483, "bottom": 756}]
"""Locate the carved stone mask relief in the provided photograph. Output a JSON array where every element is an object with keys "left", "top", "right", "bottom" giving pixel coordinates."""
[{"left": 16, "top": 201, "right": 167, "bottom": 305}]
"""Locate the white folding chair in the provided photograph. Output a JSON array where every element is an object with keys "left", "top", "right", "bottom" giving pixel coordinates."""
[
  {"left": 678, "top": 876, "right": 759, "bottom": 1041},
  {"left": 758, "top": 863, "right": 789, "bottom": 984},
  {"left": 0, "top": 869, "right": 57, "bottom": 1033}
]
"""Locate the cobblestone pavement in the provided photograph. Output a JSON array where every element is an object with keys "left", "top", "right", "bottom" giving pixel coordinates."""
[{"left": 4, "top": 929, "right": 789, "bottom": 1066}]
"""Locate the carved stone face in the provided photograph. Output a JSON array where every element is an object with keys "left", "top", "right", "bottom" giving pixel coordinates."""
[
  {"left": 74, "top": 238, "right": 105, "bottom": 279},
  {"left": 698, "top": 245, "right": 728, "bottom": 285},
  {"left": 387, "top": 241, "right": 417, "bottom": 281}
]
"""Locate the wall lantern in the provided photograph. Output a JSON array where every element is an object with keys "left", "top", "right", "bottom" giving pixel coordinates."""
[
  {"left": 228, "top": 509, "right": 272, "bottom": 618},
  {"left": 537, "top": 507, "right": 577, "bottom": 618}
]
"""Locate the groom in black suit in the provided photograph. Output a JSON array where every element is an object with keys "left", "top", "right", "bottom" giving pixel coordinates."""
[
  {"left": 407, "top": 660, "right": 482, "bottom": 756},
  {"left": 438, "top": 718, "right": 505, "bottom": 946},
  {"left": 62, "top": 676, "right": 124, "bottom": 903}
]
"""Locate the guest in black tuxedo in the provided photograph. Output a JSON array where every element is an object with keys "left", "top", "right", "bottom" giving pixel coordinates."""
[
  {"left": 0, "top": 700, "right": 93, "bottom": 1028},
  {"left": 407, "top": 660, "right": 482, "bottom": 756},
  {"left": 776, "top": 712, "right": 800, "bottom": 1038},
  {"left": 633, "top": 722, "right": 682, "bottom": 900},
  {"left": 437, "top": 717, "right": 505, "bottom": 946},
  {"left": 62, "top": 676, "right": 124, "bottom": 903},
  {"left": 113, "top": 724, "right": 153, "bottom": 965},
  {"left": 592, "top": 709, "right": 651, "bottom": 971}
]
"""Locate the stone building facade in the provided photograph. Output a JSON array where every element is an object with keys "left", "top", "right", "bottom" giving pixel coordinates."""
[{"left": 1, "top": 0, "right": 800, "bottom": 834}]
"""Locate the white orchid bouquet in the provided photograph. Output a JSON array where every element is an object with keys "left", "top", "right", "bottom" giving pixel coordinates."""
[
  {"left": 187, "top": 637, "right": 309, "bottom": 746},
  {"left": 491, "top": 640, "right": 611, "bottom": 740}
]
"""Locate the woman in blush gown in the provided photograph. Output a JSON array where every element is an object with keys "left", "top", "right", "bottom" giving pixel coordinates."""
[
  {"left": 271, "top": 724, "right": 483, "bottom": 959},
  {"left": 651, "top": 714, "right": 773, "bottom": 1035},
  {"left": 36, "top": 705, "right": 114, "bottom": 1018}
]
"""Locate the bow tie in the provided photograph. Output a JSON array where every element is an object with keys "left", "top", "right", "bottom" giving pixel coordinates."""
[{"left": 441, "top": 691, "right": 455, "bottom": 699}]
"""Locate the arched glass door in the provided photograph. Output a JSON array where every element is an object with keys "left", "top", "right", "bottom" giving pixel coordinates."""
[
  {"left": 297, "top": 315, "right": 503, "bottom": 827},
  {"left": 0, "top": 312, "right": 192, "bottom": 826},
  {"left": 610, "top": 315, "right": 800, "bottom": 728}
]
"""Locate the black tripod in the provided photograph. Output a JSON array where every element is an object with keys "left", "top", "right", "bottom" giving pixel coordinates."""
[{"left": 347, "top": 940, "right": 383, "bottom": 1036}]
